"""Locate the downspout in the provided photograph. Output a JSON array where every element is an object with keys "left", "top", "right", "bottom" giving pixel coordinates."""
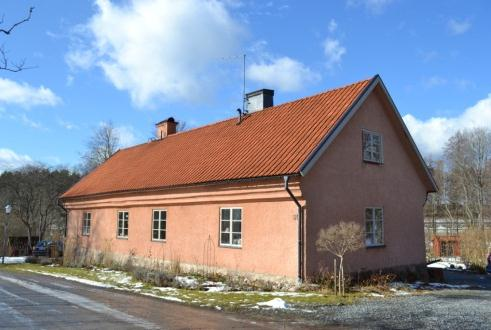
[
  {"left": 57, "top": 199, "right": 68, "bottom": 238},
  {"left": 284, "top": 175, "right": 303, "bottom": 283}
]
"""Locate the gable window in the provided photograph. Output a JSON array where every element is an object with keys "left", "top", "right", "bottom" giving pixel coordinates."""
[
  {"left": 362, "top": 130, "right": 383, "bottom": 164},
  {"left": 82, "top": 212, "right": 91, "bottom": 236},
  {"left": 220, "top": 208, "right": 242, "bottom": 247},
  {"left": 117, "top": 211, "right": 129, "bottom": 238},
  {"left": 152, "top": 210, "right": 166, "bottom": 241},
  {"left": 365, "top": 207, "right": 384, "bottom": 246}
]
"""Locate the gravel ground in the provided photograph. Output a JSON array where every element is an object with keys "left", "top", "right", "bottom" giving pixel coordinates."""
[
  {"left": 311, "top": 289, "right": 491, "bottom": 329},
  {"left": 253, "top": 270, "right": 491, "bottom": 329}
]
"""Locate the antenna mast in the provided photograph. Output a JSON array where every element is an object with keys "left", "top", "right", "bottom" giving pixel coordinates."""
[{"left": 242, "top": 54, "right": 247, "bottom": 114}]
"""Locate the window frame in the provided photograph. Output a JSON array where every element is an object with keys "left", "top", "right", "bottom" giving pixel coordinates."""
[
  {"left": 151, "top": 209, "right": 167, "bottom": 242},
  {"left": 219, "top": 207, "right": 242, "bottom": 248},
  {"left": 117, "top": 210, "right": 129, "bottom": 239},
  {"left": 362, "top": 129, "right": 384, "bottom": 164},
  {"left": 365, "top": 207, "right": 384, "bottom": 247},
  {"left": 82, "top": 211, "right": 91, "bottom": 236}
]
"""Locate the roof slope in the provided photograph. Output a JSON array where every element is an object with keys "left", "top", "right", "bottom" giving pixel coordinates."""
[{"left": 62, "top": 77, "right": 373, "bottom": 198}]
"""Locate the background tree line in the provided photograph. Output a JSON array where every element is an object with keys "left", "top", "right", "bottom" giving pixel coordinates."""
[{"left": 425, "top": 127, "right": 491, "bottom": 266}]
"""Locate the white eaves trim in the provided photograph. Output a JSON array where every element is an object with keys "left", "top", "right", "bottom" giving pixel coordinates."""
[{"left": 299, "top": 75, "right": 437, "bottom": 192}]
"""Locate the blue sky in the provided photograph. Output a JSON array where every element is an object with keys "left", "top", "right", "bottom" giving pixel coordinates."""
[{"left": 1, "top": 0, "right": 490, "bottom": 171}]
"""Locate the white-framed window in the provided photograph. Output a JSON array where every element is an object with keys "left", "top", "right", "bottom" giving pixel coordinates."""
[
  {"left": 82, "top": 212, "right": 91, "bottom": 236},
  {"left": 152, "top": 210, "right": 166, "bottom": 241},
  {"left": 365, "top": 207, "right": 384, "bottom": 246},
  {"left": 362, "top": 130, "right": 383, "bottom": 164},
  {"left": 117, "top": 211, "right": 129, "bottom": 238},
  {"left": 220, "top": 207, "right": 242, "bottom": 247}
]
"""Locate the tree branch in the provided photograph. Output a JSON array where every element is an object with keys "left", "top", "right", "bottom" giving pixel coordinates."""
[{"left": 0, "top": 7, "right": 34, "bottom": 35}]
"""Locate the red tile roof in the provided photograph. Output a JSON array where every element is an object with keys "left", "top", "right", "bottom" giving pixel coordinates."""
[{"left": 62, "top": 77, "right": 373, "bottom": 199}]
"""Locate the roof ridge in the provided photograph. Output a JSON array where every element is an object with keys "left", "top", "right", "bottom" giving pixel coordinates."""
[{"left": 118, "top": 75, "right": 376, "bottom": 153}]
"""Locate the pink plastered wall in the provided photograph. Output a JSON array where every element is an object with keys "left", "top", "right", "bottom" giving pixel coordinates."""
[
  {"left": 65, "top": 180, "right": 300, "bottom": 279},
  {"left": 301, "top": 86, "right": 430, "bottom": 277}
]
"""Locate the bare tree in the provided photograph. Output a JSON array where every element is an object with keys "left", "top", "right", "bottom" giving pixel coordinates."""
[
  {"left": 445, "top": 128, "right": 491, "bottom": 229},
  {"left": 316, "top": 221, "right": 364, "bottom": 295},
  {"left": 0, "top": 7, "right": 34, "bottom": 72},
  {"left": 0, "top": 165, "right": 79, "bottom": 252},
  {"left": 81, "top": 122, "right": 120, "bottom": 174}
]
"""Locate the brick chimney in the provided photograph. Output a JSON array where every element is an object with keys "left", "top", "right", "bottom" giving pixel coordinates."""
[{"left": 156, "top": 117, "right": 178, "bottom": 139}]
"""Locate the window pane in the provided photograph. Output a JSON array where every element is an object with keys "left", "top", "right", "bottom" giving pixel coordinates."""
[
  {"left": 232, "top": 221, "right": 241, "bottom": 233},
  {"left": 161, "top": 221, "right": 166, "bottom": 230},
  {"left": 375, "top": 208, "right": 383, "bottom": 220},
  {"left": 221, "top": 209, "right": 230, "bottom": 220},
  {"left": 153, "top": 220, "right": 159, "bottom": 230},
  {"left": 221, "top": 233, "right": 230, "bottom": 244},
  {"left": 153, "top": 211, "right": 159, "bottom": 220},
  {"left": 365, "top": 233, "right": 374, "bottom": 246},
  {"left": 365, "top": 208, "right": 373, "bottom": 220},
  {"left": 161, "top": 211, "right": 166, "bottom": 220},
  {"left": 221, "top": 220, "right": 230, "bottom": 232},
  {"left": 232, "top": 233, "right": 241, "bottom": 245},
  {"left": 161, "top": 230, "right": 166, "bottom": 240},
  {"left": 365, "top": 221, "right": 373, "bottom": 233},
  {"left": 375, "top": 227, "right": 383, "bottom": 244},
  {"left": 119, "top": 212, "right": 123, "bottom": 220},
  {"left": 124, "top": 212, "right": 129, "bottom": 220},
  {"left": 118, "top": 219, "right": 123, "bottom": 229},
  {"left": 232, "top": 209, "right": 241, "bottom": 220},
  {"left": 118, "top": 228, "right": 123, "bottom": 236},
  {"left": 153, "top": 230, "right": 159, "bottom": 239},
  {"left": 123, "top": 229, "right": 128, "bottom": 236}
]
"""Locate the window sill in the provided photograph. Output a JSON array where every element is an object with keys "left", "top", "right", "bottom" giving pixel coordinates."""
[
  {"left": 219, "top": 244, "right": 242, "bottom": 249},
  {"left": 366, "top": 244, "right": 385, "bottom": 249},
  {"left": 363, "top": 160, "right": 384, "bottom": 165},
  {"left": 152, "top": 239, "right": 166, "bottom": 243},
  {"left": 116, "top": 236, "right": 128, "bottom": 240},
  {"left": 81, "top": 234, "right": 90, "bottom": 237}
]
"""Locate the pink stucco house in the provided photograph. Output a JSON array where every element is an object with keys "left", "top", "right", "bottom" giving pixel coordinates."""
[{"left": 61, "top": 75, "right": 436, "bottom": 282}]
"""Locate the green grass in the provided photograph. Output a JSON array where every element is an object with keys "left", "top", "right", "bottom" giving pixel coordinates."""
[{"left": 3, "top": 263, "right": 362, "bottom": 311}]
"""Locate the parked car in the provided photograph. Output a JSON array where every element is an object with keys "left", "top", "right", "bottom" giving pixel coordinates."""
[{"left": 33, "top": 240, "right": 63, "bottom": 257}]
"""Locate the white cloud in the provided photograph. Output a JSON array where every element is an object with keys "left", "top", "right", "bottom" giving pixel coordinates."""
[
  {"left": 448, "top": 18, "right": 471, "bottom": 35},
  {"left": 68, "top": 0, "right": 243, "bottom": 107},
  {"left": 323, "top": 38, "right": 346, "bottom": 69},
  {"left": 0, "top": 78, "right": 61, "bottom": 108},
  {"left": 347, "top": 0, "right": 393, "bottom": 14},
  {"left": 0, "top": 148, "right": 33, "bottom": 173},
  {"left": 19, "top": 114, "right": 44, "bottom": 129},
  {"left": 247, "top": 57, "right": 320, "bottom": 92},
  {"left": 328, "top": 19, "right": 338, "bottom": 33},
  {"left": 65, "top": 48, "right": 96, "bottom": 71},
  {"left": 115, "top": 125, "right": 139, "bottom": 148},
  {"left": 58, "top": 118, "right": 77, "bottom": 130},
  {"left": 403, "top": 93, "right": 491, "bottom": 156},
  {"left": 422, "top": 76, "right": 447, "bottom": 89}
]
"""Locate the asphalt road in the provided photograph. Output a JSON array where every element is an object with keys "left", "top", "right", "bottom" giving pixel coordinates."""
[{"left": 0, "top": 270, "right": 302, "bottom": 330}]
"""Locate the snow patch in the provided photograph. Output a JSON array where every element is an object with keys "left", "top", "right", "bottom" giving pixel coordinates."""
[
  {"left": 257, "top": 298, "right": 287, "bottom": 309},
  {"left": 390, "top": 288, "right": 411, "bottom": 296},
  {"left": 175, "top": 276, "right": 198, "bottom": 288},
  {"left": 27, "top": 270, "right": 114, "bottom": 288},
  {"left": 1, "top": 256, "right": 27, "bottom": 264},
  {"left": 368, "top": 293, "right": 384, "bottom": 297}
]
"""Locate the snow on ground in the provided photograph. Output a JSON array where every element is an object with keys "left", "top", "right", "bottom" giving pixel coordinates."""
[
  {"left": 201, "top": 281, "right": 228, "bottom": 292},
  {"left": 1, "top": 256, "right": 27, "bottom": 264},
  {"left": 427, "top": 261, "right": 466, "bottom": 270},
  {"left": 174, "top": 276, "right": 199, "bottom": 288},
  {"left": 390, "top": 288, "right": 411, "bottom": 296},
  {"left": 257, "top": 298, "right": 288, "bottom": 309},
  {"left": 26, "top": 270, "right": 114, "bottom": 288},
  {"left": 411, "top": 281, "right": 471, "bottom": 290},
  {"left": 368, "top": 293, "right": 385, "bottom": 297}
]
